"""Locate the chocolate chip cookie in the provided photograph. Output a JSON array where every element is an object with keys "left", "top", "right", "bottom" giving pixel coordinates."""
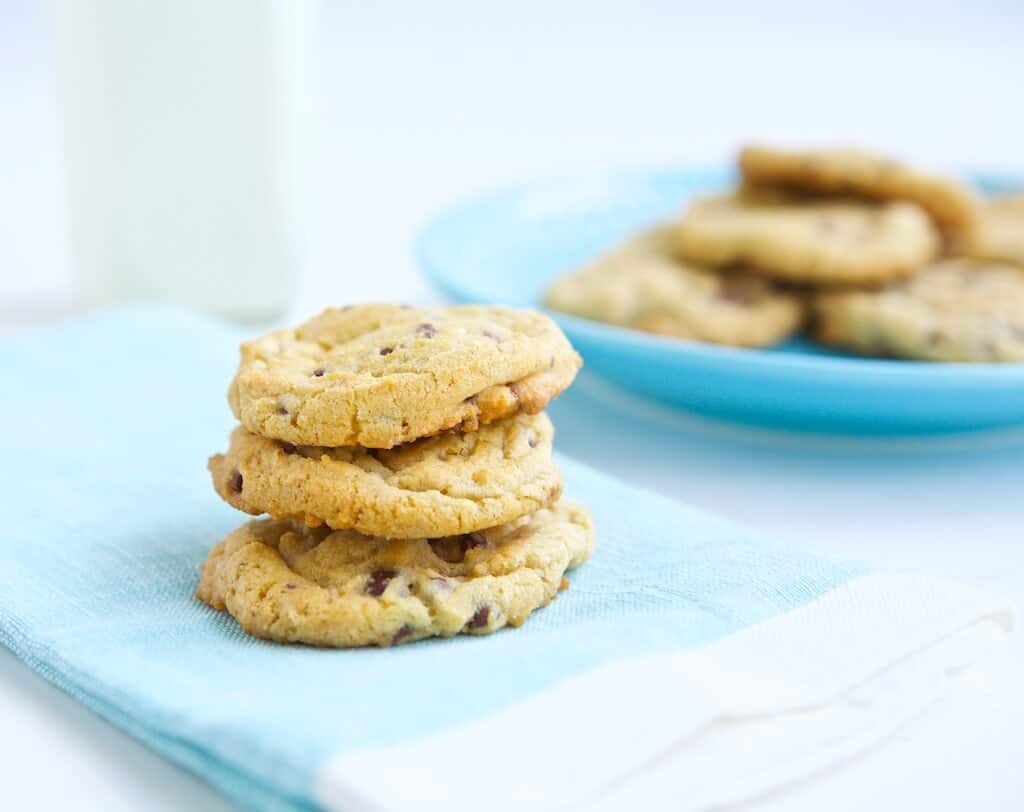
[
  {"left": 738, "top": 144, "right": 982, "bottom": 247},
  {"left": 209, "top": 413, "right": 562, "bottom": 539},
  {"left": 228, "top": 304, "right": 582, "bottom": 448},
  {"left": 196, "top": 502, "right": 594, "bottom": 647},
  {"left": 677, "top": 192, "right": 940, "bottom": 286},
  {"left": 545, "top": 223, "right": 804, "bottom": 347},
  {"left": 968, "top": 195, "right": 1024, "bottom": 268},
  {"left": 814, "top": 259, "right": 1024, "bottom": 362}
]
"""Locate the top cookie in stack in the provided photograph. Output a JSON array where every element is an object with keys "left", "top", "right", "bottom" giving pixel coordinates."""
[
  {"left": 198, "top": 304, "right": 594, "bottom": 648},
  {"left": 227, "top": 304, "right": 581, "bottom": 448}
]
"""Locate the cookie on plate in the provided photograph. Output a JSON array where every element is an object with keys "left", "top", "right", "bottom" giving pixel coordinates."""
[
  {"left": 209, "top": 413, "right": 562, "bottom": 539},
  {"left": 677, "top": 192, "right": 940, "bottom": 286},
  {"left": 814, "top": 259, "right": 1024, "bottom": 362},
  {"left": 196, "top": 502, "right": 594, "bottom": 647},
  {"left": 967, "top": 195, "right": 1024, "bottom": 268},
  {"left": 545, "top": 224, "right": 804, "bottom": 347},
  {"left": 228, "top": 304, "right": 582, "bottom": 448},
  {"left": 738, "top": 144, "right": 982, "bottom": 247}
]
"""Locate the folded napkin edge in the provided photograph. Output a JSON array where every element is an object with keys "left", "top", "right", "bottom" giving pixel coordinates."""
[{"left": 316, "top": 571, "right": 1013, "bottom": 812}]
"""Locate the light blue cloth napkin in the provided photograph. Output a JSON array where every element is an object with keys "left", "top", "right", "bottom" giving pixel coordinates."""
[{"left": 0, "top": 308, "right": 1005, "bottom": 811}]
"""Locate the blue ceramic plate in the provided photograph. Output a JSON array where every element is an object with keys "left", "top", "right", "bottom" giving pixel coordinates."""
[{"left": 417, "top": 167, "right": 1024, "bottom": 435}]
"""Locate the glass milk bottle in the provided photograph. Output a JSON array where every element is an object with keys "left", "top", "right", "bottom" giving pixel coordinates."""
[{"left": 53, "top": 0, "right": 314, "bottom": 322}]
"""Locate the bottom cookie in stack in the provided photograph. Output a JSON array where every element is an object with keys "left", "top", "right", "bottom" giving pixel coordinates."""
[{"left": 196, "top": 502, "right": 593, "bottom": 648}]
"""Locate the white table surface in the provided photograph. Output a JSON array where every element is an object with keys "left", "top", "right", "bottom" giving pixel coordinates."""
[{"left": 2, "top": 2, "right": 1023, "bottom": 809}]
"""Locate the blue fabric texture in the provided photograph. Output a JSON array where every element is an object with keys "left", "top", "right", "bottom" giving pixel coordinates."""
[{"left": 0, "top": 308, "right": 865, "bottom": 810}]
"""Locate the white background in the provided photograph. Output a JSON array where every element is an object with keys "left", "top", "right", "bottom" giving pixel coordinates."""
[{"left": 2, "top": 1, "right": 1023, "bottom": 809}]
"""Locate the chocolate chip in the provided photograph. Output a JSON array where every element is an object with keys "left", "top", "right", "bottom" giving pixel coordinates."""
[
  {"left": 416, "top": 322, "right": 437, "bottom": 338},
  {"left": 312, "top": 367, "right": 326, "bottom": 377},
  {"left": 391, "top": 624, "right": 413, "bottom": 645},
  {"left": 365, "top": 568, "right": 398, "bottom": 596},
  {"left": 228, "top": 469, "right": 243, "bottom": 494},
  {"left": 717, "top": 276, "right": 761, "bottom": 305},
  {"left": 379, "top": 346, "right": 394, "bottom": 356},
  {"left": 276, "top": 402, "right": 289, "bottom": 415},
  {"left": 429, "top": 537, "right": 466, "bottom": 563},
  {"left": 284, "top": 583, "right": 297, "bottom": 590},
  {"left": 465, "top": 532, "right": 487, "bottom": 550},
  {"left": 280, "top": 442, "right": 298, "bottom": 454},
  {"left": 468, "top": 605, "right": 491, "bottom": 629},
  {"left": 527, "top": 435, "right": 538, "bottom": 448}
]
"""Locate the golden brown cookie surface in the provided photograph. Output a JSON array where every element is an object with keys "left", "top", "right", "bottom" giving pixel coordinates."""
[
  {"left": 814, "top": 259, "right": 1024, "bottom": 362},
  {"left": 677, "top": 193, "right": 940, "bottom": 286},
  {"left": 968, "top": 195, "right": 1024, "bottom": 268},
  {"left": 738, "top": 144, "right": 981, "bottom": 247},
  {"left": 545, "top": 224, "right": 804, "bottom": 347},
  {"left": 209, "top": 413, "right": 562, "bottom": 539},
  {"left": 228, "top": 304, "right": 581, "bottom": 448},
  {"left": 196, "top": 503, "right": 594, "bottom": 647}
]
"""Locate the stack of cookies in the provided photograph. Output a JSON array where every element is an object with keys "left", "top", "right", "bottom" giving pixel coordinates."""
[
  {"left": 547, "top": 144, "right": 1024, "bottom": 362},
  {"left": 197, "top": 304, "right": 593, "bottom": 648}
]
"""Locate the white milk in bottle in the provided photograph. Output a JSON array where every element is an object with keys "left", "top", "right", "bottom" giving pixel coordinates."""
[{"left": 53, "top": 0, "right": 314, "bottom": 321}]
